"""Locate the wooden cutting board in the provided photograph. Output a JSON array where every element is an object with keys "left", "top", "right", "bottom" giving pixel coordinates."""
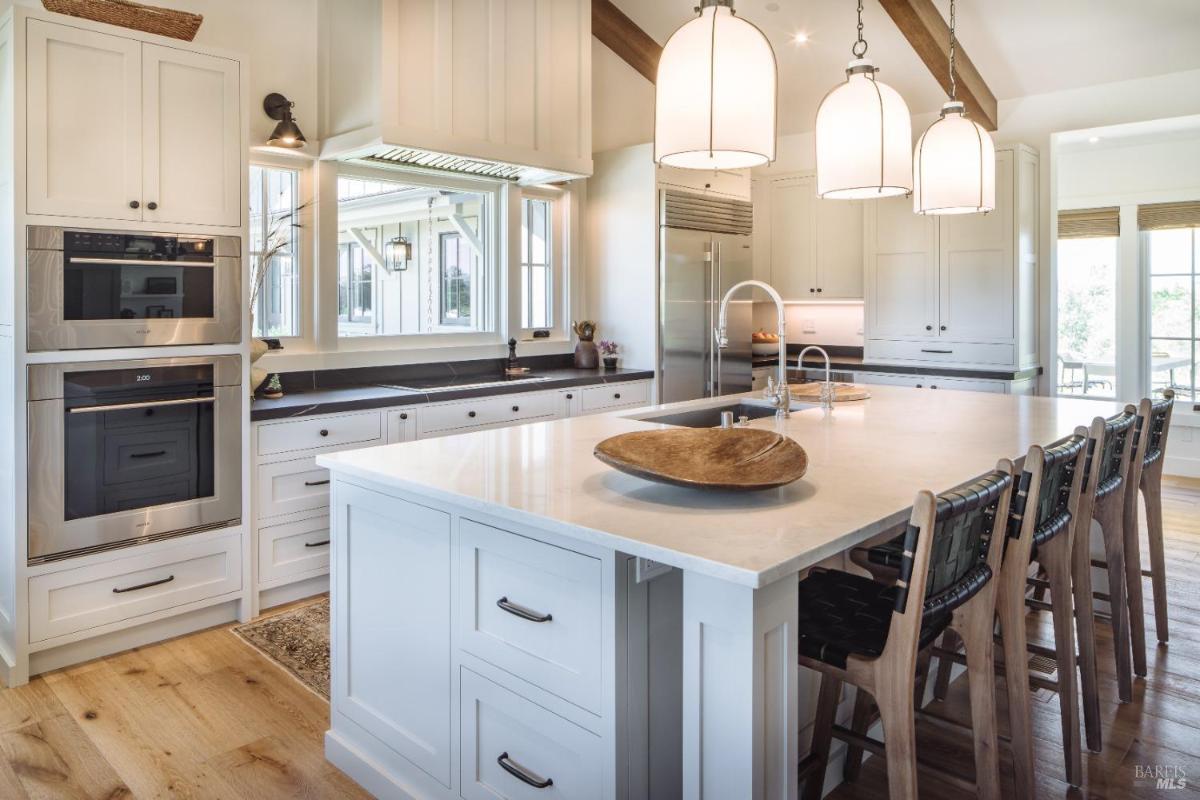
[
  {"left": 594, "top": 428, "right": 807, "bottom": 491},
  {"left": 788, "top": 382, "right": 871, "bottom": 402}
]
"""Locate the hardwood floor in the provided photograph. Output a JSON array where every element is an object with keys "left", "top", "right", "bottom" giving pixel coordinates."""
[
  {"left": 829, "top": 475, "right": 1200, "bottom": 800},
  {"left": 0, "top": 599, "right": 369, "bottom": 799},
  {"left": 1, "top": 476, "right": 1198, "bottom": 799}
]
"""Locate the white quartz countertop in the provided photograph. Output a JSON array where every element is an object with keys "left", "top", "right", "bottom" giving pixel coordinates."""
[{"left": 317, "top": 386, "right": 1125, "bottom": 588}]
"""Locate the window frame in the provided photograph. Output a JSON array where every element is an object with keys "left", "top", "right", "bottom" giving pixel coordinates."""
[
  {"left": 1141, "top": 226, "right": 1199, "bottom": 403},
  {"left": 439, "top": 231, "right": 472, "bottom": 327},
  {"left": 1052, "top": 234, "right": 1121, "bottom": 400},
  {"left": 516, "top": 185, "right": 567, "bottom": 341},
  {"left": 249, "top": 161, "right": 304, "bottom": 341}
]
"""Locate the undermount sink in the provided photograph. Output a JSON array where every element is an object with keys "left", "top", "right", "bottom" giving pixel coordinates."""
[{"left": 638, "top": 400, "right": 794, "bottom": 429}]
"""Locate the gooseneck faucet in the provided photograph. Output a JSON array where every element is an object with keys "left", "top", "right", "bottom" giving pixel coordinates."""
[
  {"left": 797, "top": 345, "right": 835, "bottom": 411},
  {"left": 716, "top": 280, "right": 790, "bottom": 418}
]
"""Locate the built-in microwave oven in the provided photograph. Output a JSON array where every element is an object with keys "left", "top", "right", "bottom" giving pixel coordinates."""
[
  {"left": 26, "top": 226, "right": 242, "bottom": 351},
  {"left": 26, "top": 355, "right": 242, "bottom": 563}
]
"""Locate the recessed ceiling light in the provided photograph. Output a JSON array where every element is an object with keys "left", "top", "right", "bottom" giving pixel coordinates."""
[
  {"left": 1088, "top": 136, "right": 1101, "bottom": 144},
  {"left": 792, "top": 31, "right": 809, "bottom": 45}
]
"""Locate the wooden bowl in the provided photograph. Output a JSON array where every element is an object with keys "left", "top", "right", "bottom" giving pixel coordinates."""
[{"left": 594, "top": 428, "right": 808, "bottom": 491}]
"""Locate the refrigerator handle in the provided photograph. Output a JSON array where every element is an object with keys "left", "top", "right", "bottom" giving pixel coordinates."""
[{"left": 714, "top": 239, "right": 722, "bottom": 396}]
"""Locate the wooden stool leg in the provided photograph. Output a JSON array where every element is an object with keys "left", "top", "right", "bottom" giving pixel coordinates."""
[
  {"left": 874, "top": 677, "right": 919, "bottom": 800},
  {"left": 802, "top": 672, "right": 842, "bottom": 800},
  {"left": 842, "top": 688, "right": 873, "bottom": 782},
  {"left": 957, "top": 611, "right": 1001, "bottom": 800},
  {"left": 1123, "top": 482, "right": 1149, "bottom": 677},
  {"left": 1097, "top": 501, "right": 1135, "bottom": 702},
  {"left": 1143, "top": 470, "right": 1170, "bottom": 645},
  {"left": 932, "top": 630, "right": 958, "bottom": 701},
  {"left": 1071, "top": 518, "right": 1103, "bottom": 752},
  {"left": 998, "top": 576, "right": 1036, "bottom": 798},
  {"left": 1043, "top": 538, "right": 1083, "bottom": 786}
]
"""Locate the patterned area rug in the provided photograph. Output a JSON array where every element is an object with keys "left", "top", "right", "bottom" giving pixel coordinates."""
[{"left": 232, "top": 597, "right": 330, "bottom": 699}]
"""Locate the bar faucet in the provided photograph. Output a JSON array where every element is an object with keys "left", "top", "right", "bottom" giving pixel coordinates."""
[
  {"left": 715, "top": 280, "right": 790, "bottom": 418},
  {"left": 797, "top": 345, "right": 835, "bottom": 411}
]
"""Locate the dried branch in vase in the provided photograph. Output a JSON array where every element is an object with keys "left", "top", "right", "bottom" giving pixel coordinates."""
[{"left": 249, "top": 199, "right": 313, "bottom": 316}]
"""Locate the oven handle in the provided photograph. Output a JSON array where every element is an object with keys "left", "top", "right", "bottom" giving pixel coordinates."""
[
  {"left": 67, "top": 396, "right": 217, "bottom": 414},
  {"left": 66, "top": 257, "right": 216, "bottom": 268}
]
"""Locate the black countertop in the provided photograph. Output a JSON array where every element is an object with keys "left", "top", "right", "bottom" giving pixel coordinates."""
[{"left": 251, "top": 366, "right": 655, "bottom": 421}]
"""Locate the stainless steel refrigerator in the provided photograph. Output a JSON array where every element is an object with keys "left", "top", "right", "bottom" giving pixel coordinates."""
[{"left": 659, "top": 190, "right": 754, "bottom": 404}]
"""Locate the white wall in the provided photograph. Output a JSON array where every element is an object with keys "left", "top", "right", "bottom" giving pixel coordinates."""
[
  {"left": 751, "top": 303, "right": 864, "bottom": 349},
  {"left": 591, "top": 40, "right": 653, "bottom": 154}
]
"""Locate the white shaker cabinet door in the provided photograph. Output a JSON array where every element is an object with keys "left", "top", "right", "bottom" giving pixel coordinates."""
[
  {"left": 815, "top": 195, "right": 864, "bottom": 299},
  {"left": 866, "top": 193, "right": 939, "bottom": 339},
  {"left": 142, "top": 44, "right": 241, "bottom": 228},
  {"left": 768, "top": 176, "right": 816, "bottom": 300},
  {"left": 25, "top": 20, "right": 143, "bottom": 221}
]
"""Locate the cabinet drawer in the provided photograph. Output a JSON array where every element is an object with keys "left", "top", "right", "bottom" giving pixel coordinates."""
[
  {"left": 258, "top": 516, "right": 329, "bottom": 585},
  {"left": 458, "top": 519, "right": 603, "bottom": 713},
  {"left": 29, "top": 534, "right": 241, "bottom": 642},
  {"left": 257, "top": 411, "right": 382, "bottom": 458},
  {"left": 256, "top": 456, "right": 330, "bottom": 521},
  {"left": 580, "top": 381, "right": 650, "bottom": 412},
  {"left": 869, "top": 339, "right": 1015, "bottom": 367},
  {"left": 460, "top": 668, "right": 602, "bottom": 800},
  {"left": 418, "top": 393, "right": 558, "bottom": 437}
]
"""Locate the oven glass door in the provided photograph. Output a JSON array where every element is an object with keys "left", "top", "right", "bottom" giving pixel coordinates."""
[{"left": 63, "top": 260, "right": 215, "bottom": 321}]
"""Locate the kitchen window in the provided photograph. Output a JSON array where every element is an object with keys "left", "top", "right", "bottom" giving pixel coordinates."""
[
  {"left": 338, "top": 241, "right": 375, "bottom": 332},
  {"left": 249, "top": 165, "right": 301, "bottom": 338},
  {"left": 521, "top": 196, "right": 552, "bottom": 329},
  {"left": 1145, "top": 225, "right": 1198, "bottom": 401},
  {"left": 1055, "top": 206, "right": 1120, "bottom": 398},
  {"left": 439, "top": 232, "right": 472, "bottom": 326}
]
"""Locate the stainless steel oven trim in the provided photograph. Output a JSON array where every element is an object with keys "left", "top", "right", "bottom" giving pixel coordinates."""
[
  {"left": 26, "top": 225, "right": 242, "bottom": 352},
  {"left": 26, "top": 356, "right": 242, "bottom": 563},
  {"left": 27, "top": 354, "right": 242, "bottom": 401}
]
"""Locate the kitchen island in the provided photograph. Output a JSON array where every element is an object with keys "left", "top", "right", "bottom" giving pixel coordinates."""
[{"left": 317, "top": 386, "right": 1122, "bottom": 800}]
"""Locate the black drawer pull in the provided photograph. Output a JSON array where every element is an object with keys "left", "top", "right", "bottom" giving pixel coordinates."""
[
  {"left": 129, "top": 200, "right": 140, "bottom": 209},
  {"left": 613, "top": 392, "right": 621, "bottom": 399},
  {"left": 565, "top": 393, "right": 573, "bottom": 400},
  {"left": 940, "top": 325, "right": 947, "bottom": 331},
  {"left": 130, "top": 450, "right": 167, "bottom": 459},
  {"left": 930, "top": 385, "right": 938, "bottom": 390},
  {"left": 147, "top": 201, "right": 158, "bottom": 211},
  {"left": 512, "top": 405, "right": 520, "bottom": 412},
  {"left": 113, "top": 574, "right": 174, "bottom": 594},
  {"left": 496, "top": 596, "right": 552, "bottom": 623},
  {"left": 304, "top": 479, "right": 330, "bottom": 487},
  {"left": 920, "top": 349, "right": 953, "bottom": 354},
  {"left": 304, "top": 539, "right": 330, "bottom": 548},
  {"left": 319, "top": 429, "right": 329, "bottom": 437},
  {"left": 468, "top": 411, "right": 477, "bottom": 418},
  {"left": 497, "top": 752, "right": 553, "bottom": 789},
  {"left": 925, "top": 325, "right": 933, "bottom": 331},
  {"left": 399, "top": 412, "right": 408, "bottom": 420}
]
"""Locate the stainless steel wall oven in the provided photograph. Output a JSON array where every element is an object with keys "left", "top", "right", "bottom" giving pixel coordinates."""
[
  {"left": 26, "top": 226, "right": 242, "bottom": 351},
  {"left": 27, "top": 356, "right": 242, "bottom": 563}
]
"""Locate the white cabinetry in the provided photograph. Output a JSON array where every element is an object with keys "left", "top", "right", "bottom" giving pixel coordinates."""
[
  {"left": 320, "top": 0, "right": 591, "bottom": 182},
  {"left": 864, "top": 145, "right": 1039, "bottom": 370},
  {"left": 757, "top": 173, "right": 864, "bottom": 300},
  {"left": 25, "top": 20, "right": 241, "bottom": 226}
]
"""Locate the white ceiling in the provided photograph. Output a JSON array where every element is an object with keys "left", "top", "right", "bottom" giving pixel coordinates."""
[{"left": 611, "top": 0, "right": 1200, "bottom": 135}]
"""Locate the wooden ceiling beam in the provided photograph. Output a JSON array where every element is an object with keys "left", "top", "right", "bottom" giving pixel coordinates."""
[
  {"left": 877, "top": 0, "right": 998, "bottom": 131},
  {"left": 592, "top": 0, "right": 661, "bottom": 84}
]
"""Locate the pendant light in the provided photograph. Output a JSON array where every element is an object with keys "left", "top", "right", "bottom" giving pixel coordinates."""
[
  {"left": 654, "top": 0, "right": 777, "bottom": 170},
  {"left": 913, "top": 0, "right": 995, "bottom": 215},
  {"left": 814, "top": 0, "right": 912, "bottom": 199}
]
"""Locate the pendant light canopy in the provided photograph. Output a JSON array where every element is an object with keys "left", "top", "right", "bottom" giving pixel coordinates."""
[
  {"left": 913, "top": 0, "right": 994, "bottom": 215},
  {"left": 815, "top": 1, "right": 912, "bottom": 199},
  {"left": 654, "top": 0, "right": 777, "bottom": 170}
]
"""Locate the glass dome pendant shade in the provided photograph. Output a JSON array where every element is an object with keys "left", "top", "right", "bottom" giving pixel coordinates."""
[
  {"left": 654, "top": 0, "right": 777, "bottom": 170},
  {"left": 913, "top": 0, "right": 995, "bottom": 215},
  {"left": 815, "top": 59, "right": 913, "bottom": 199}
]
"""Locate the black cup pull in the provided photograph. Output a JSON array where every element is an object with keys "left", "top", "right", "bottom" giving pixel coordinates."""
[
  {"left": 304, "top": 539, "right": 331, "bottom": 548},
  {"left": 496, "top": 596, "right": 552, "bottom": 623},
  {"left": 129, "top": 450, "right": 166, "bottom": 459},
  {"left": 497, "top": 753, "right": 553, "bottom": 789},
  {"left": 113, "top": 575, "right": 174, "bottom": 594}
]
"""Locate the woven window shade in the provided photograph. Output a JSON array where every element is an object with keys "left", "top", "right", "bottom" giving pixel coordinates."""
[
  {"left": 1138, "top": 201, "right": 1200, "bottom": 231},
  {"left": 1058, "top": 207, "right": 1119, "bottom": 239}
]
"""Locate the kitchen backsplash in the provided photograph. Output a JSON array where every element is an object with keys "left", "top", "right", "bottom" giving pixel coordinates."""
[{"left": 751, "top": 302, "right": 865, "bottom": 347}]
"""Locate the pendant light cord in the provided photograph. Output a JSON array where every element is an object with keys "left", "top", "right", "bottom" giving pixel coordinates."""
[
  {"left": 948, "top": 0, "right": 957, "bottom": 101},
  {"left": 852, "top": 0, "right": 868, "bottom": 58}
]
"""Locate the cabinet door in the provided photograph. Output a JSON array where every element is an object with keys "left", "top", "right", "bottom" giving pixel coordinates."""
[
  {"left": 386, "top": 408, "right": 417, "bottom": 442},
  {"left": 769, "top": 176, "right": 816, "bottom": 299},
  {"left": 558, "top": 389, "right": 581, "bottom": 418},
  {"left": 866, "top": 193, "right": 938, "bottom": 338},
  {"left": 25, "top": 20, "right": 142, "bottom": 221},
  {"left": 938, "top": 149, "right": 1015, "bottom": 342},
  {"left": 142, "top": 44, "right": 241, "bottom": 227},
  {"left": 815, "top": 196, "right": 864, "bottom": 299}
]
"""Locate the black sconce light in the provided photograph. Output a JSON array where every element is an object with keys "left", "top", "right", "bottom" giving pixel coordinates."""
[
  {"left": 263, "top": 92, "right": 307, "bottom": 148},
  {"left": 384, "top": 235, "right": 412, "bottom": 272}
]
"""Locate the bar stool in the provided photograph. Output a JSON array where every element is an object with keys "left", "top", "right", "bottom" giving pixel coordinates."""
[
  {"left": 1119, "top": 390, "right": 1176, "bottom": 675},
  {"left": 797, "top": 463, "right": 1014, "bottom": 800},
  {"left": 855, "top": 433, "right": 1089, "bottom": 794}
]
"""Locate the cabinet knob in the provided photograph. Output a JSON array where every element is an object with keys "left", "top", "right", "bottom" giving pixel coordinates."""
[
  {"left": 916, "top": 384, "right": 923, "bottom": 389},
  {"left": 565, "top": 393, "right": 573, "bottom": 400},
  {"left": 925, "top": 325, "right": 933, "bottom": 331},
  {"left": 512, "top": 405, "right": 520, "bottom": 412},
  {"left": 399, "top": 413, "right": 408, "bottom": 420},
  {"left": 614, "top": 392, "right": 621, "bottom": 399},
  {"left": 129, "top": 200, "right": 140, "bottom": 209},
  {"left": 809, "top": 288, "right": 815, "bottom": 293},
  {"left": 319, "top": 429, "right": 329, "bottom": 437},
  {"left": 940, "top": 325, "right": 947, "bottom": 331},
  {"left": 147, "top": 201, "right": 158, "bottom": 211},
  {"left": 468, "top": 411, "right": 477, "bottom": 418},
  {"left": 931, "top": 385, "right": 938, "bottom": 390},
  {"left": 816, "top": 288, "right": 823, "bottom": 293}
]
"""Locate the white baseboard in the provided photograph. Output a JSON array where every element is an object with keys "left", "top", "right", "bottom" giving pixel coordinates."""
[
  {"left": 1165, "top": 454, "right": 1200, "bottom": 479},
  {"left": 259, "top": 575, "right": 328, "bottom": 611}
]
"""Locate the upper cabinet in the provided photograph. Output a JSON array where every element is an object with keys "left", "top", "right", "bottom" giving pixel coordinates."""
[
  {"left": 319, "top": 0, "right": 592, "bottom": 183},
  {"left": 864, "top": 145, "right": 1039, "bottom": 370},
  {"left": 25, "top": 20, "right": 242, "bottom": 227},
  {"left": 754, "top": 173, "right": 865, "bottom": 301}
]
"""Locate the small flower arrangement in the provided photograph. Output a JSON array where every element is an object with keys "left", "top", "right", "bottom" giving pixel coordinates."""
[{"left": 598, "top": 340, "right": 619, "bottom": 356}]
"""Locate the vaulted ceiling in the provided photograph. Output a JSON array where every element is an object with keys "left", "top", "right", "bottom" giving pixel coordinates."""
[{"left": 608, "top": 0, "right": 1200, "bottom": 136}]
